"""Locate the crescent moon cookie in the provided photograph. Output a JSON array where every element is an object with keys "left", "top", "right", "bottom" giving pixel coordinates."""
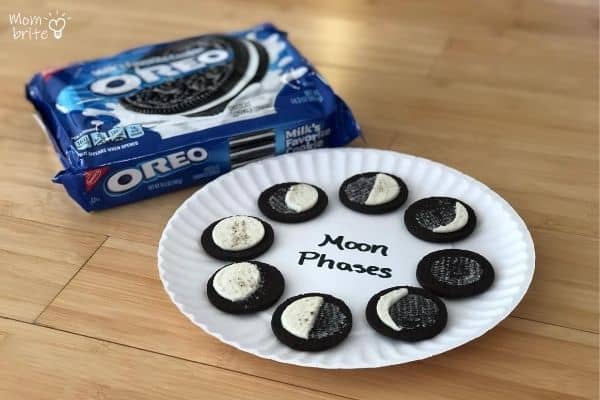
[
  {"left": 207, "top": 261, "right": 285, "bottom": 314},
  {"left": 404, "top": 197, "right": 476, "bottom": 242},
  {"left": 271, "top": 293, "right": 352, "bottom": 351},
  {"left": 339, "top": 172, "right": 408, "bottom": 214},
  {"left": 417, "top": 249, "right": 495, "bottom": 298},
  {"left": 258, "top": 182, "right": 328, "bottom": 223},
  {"left": 366, "top": 286, "right": 447, "bottom": 341},
  {"left": 201, "top": 215, "right": 274, "bottom": 261}
]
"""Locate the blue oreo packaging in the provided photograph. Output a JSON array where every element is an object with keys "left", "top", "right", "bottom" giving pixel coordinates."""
[{"left": 26, "top": 23, "right": 360, "bottom": 211}]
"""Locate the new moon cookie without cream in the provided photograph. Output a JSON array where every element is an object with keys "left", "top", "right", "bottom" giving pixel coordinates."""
[
  {"left": 339, "top": 172, "right": 408, "bottom": 214},
  {"left": 207, "top": 261, "right": 285, "bottom": 313},
  {"left": 271, "top": 293, "right": 352, "bottom": 351},
  {"left": 417, "top": 249, "right": 495, "bottom": 298},
  {"left": 258, "top": 182, "right": 328, "bottom": 223},
  {"left": 201, "top": 215, "right": 274, "bottom": 261}
]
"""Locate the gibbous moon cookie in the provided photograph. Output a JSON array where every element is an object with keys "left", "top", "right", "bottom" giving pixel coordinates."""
[
  {"left": 339, "top": 172, "right": 408, "bottom": 214},
  {"left": 207, "top": 261, "right": 285, "bottom": 314},
  {"left": 201, "top": 215, "right": 274, "bottom": 261},
  {"left": 258, "top": 182, "right": 328, "bottom": 223},
  {"left": 271, "top": 293, "right": 352, "bottom": 351},
  {"left": 404, "top": 197, "right": 476, "bottom": 242},
  {"left": 366, "top": 286, "right": 447, "bottom": 341},
  {"left": 417, "top": 249, "right": 495, "bottom": 298}
]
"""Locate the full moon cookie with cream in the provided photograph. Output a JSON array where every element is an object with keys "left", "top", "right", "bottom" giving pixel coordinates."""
[
  {"left": 404, "top": 197, "right": 476, "bottom": 242},
  {"left": 258, "top": 182, "right": 328, "bottom": 223},
  {"left": 271, "top": 293, "right": 352, "bottom": 351},
  {"left": 201, "top": 215, "right": 274, "bottom": 261},
  {"left": 207, "top": 261, "right": 285, "bottom": 314},
  {"left": 366, "top": 286, "right": 447, "bottom": 341},
  {"left": 339, "top": 172, "right": 408, "bottom": 214}
]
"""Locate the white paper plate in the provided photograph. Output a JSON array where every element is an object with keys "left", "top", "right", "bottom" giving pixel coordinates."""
[{"left": 158, "top": 148, "right": 535, "bottom": 369}]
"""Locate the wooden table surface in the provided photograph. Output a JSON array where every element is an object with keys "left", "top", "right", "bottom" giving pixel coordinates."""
[{"left": 1, "top": 0, "right": 598, "bottom": 398}]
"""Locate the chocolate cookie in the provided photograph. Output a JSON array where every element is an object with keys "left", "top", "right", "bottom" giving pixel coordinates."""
[
  {"left": 366, "top": 286, "right": 447, "bottom": 341},
  {"left": 417, "top": 249, "right": 494, "bottom": 298},
  {"left": 201, "top": 215, "right": 274, "bottom": 261},
  {"left": 339, "top": 172, "right": 408, "bottom": 214},
  {"left": 207, "top": 261, "right": 285, "bottom": 314},
  {"left": 271, "top": 293, "right": 352, "bottom": 351},
  {"left": 404, "top": 197, "right": 476, "bottom": 242},
  {"left": 258, "top": 182, "right": 328, "bottom": 223},
  {"left": 120, "top": 35, "right": 268, "bottom": 115}
]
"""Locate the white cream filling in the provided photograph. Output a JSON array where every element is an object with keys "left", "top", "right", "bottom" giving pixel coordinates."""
[
  {"left": 213, "top": 262, "right": 261, "bottom": 302},
  {"left": 211, "top": 216, "right": 265, "bottom": 251},
  {"left": 365, "top": 173, "right": 400, "bottom": 206},
  {"left": 281, "top": 296, "right": 323, "bottom": 339},
  {"left": 284, "top": 184, "right": 319, "bottom": 213},
  {"left": 433, "top": 202, "right": 469, "bottom": 233},
  {"left": 376, "top": 288, "right": 409, "bottom": 331}
]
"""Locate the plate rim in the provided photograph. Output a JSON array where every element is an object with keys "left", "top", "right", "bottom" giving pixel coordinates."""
[{"left": 157, "top": 147, "right": 536, "bottom": 369}]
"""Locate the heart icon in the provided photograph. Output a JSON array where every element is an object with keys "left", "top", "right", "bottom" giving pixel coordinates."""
[{"left": 48, "top": 17, "right": 66, "bottom": 39}]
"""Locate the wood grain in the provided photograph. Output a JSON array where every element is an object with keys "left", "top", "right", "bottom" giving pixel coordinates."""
[
  {"left": 0, "top": 0, "right": 597, "bottom": 398},
  {"left": 0, "top": 216, "right": 105, "bottom": 322},
  {"left": 37, "top": 238, "right": 599, "bottom": 399},
  {"left": 0, "top": 319, "right": 348, "bottom": 400}
]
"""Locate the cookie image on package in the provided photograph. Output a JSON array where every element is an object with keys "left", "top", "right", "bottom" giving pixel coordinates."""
[
  {"left": 201, "top": 215, "right": 274, "bottom": 261},
  {"left": 404, "top": 197, "right": 476, "bottom": 242},
  {"left": 417, "top": 249, "right": 495, "bottom": 298},
  {"left": 339, "top": 172, "right": 408, "bottom": 214},
  {"left": 271, "top": 293, "right": 352, "bottom": 351},
  {"left": 258, "top": 182, "right": 328, "bottom": 223},
  {"left": 366, "top": 286, "right": 447, "bottom": 341},
  {"left": 207, "top": 261, "right": 285, "bottom": 314},
  {"left": 120, "top": 35, "right": 269, "bottom": 116}
]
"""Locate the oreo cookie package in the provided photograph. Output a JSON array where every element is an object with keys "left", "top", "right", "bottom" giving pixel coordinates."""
[{"left": 26, "top": 23, "right": 360, "bottom": 211}]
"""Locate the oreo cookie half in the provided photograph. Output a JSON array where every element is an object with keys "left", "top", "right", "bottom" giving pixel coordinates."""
[
  {"left": 366, "top": 286, "right": 447, "bottom": 341},
  {"left": 207, "top": 261, "right": 285, "bottom": 314},
  {"left": 120, "top": 35, "right": 268, "bottom": 116},
  {"left": 271, "top": 293, "right": 352, "bottom": 351},
  {"left": 404, "top": 197, "right": 476, "bottom": 242},
  {"left": 417, "top": 249, "right": 495, "bottom": 298},
  {"left": 201, "top": 215, "right": 274, "bottom": 261},
  {"left": 258, "top": 182, "right": 328, "bottom": 223},
  {"left": 339, "top": 172, "right": 408, "bottom": 214}
]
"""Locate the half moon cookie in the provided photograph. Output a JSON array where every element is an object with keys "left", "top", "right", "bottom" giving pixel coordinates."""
[
  {"left": 404, "top": 197, "right": 476, "bottom": 242},
  {"left": 339, "top": 172, "right": 408, "bottom": 214},
  {"left": 207, "top": 261, "right": 285, "bottom": 313},
  {"left": 271, "top": 293, "right": 352, "bottom": 351},
  {"left": 366, "top": 286, "right": 447, "bottom": 341},
  {"left": 201, "top": 215, "right": 274, "bottom": 261},
  {"left": 417, "top": 249, "right": 495, "bottom": 298},
  {"left": 258, "top": 182, "right": 328, "bottom": 223}
]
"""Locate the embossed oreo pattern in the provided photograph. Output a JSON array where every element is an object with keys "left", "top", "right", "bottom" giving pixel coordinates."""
[
  {"left": 309, "top": 302, "right": 350, "bottom": 340},
  {"left": 415, "top": 198, "right": 457, "bottom": 230},
  {"left": 431, "top": 256, "right": 483, "bottom": 286},
  {"left": 389, "top": 294, "right": 439, "bottom": 330},
  {"left": 268, "top": 186, "right": 295, "bottom": 214},
  {"left": 417, "top": 249, "right": 495, "bottom": 298},
  {"left": 343, "top": 175, "right": 376, "bottom": 204}
]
